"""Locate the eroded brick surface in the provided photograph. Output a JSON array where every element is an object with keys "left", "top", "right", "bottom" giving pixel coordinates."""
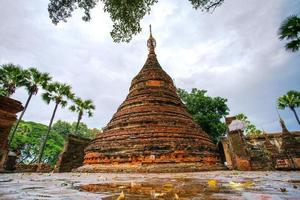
[
  {"left": 220, "top": 117, "right": 300, "bottom": 170},
  {"left": 0, "top": 97, "right": 23, "bottom": 171}
]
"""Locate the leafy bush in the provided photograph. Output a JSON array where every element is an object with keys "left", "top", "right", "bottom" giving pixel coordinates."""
[{"left": 10, "top": 120, "right": 100, "bottom": 166}]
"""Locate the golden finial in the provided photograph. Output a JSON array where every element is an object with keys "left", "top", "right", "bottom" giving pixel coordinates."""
[{"left": 147, "top": 24, "right": 156, "bottom": 55}]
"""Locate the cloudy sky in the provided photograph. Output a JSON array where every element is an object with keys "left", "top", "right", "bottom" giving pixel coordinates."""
[{"left": 1, "top": 0, "right": 299, "bottom": 132}]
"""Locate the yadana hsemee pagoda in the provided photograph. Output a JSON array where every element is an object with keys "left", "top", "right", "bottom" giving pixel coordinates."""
[{"left": 77, "top": 26, "right": 224, "bottom": 172}]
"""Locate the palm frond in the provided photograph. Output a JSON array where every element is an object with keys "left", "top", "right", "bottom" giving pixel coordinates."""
[
  {"left": 69, "top": 97, "right": 95, "bottom": 118},
  {"left": 69, "top": 105, "right": 76, "bottom": 112},
  {"left": 0, "top": 87, "right": 8, "bottom": 97},
  {"left": 41, "top": 92, "right": 52, "bottom": 104},
  {"left": 43, "top": 81, "right": 73, "bottom": 109},
  {"left": 277, "top": 90, "right": 300, "bottom": 110},
  {"left": 0, "top": 63, "right": 28, "bottom": 96},
  {"left": 41, "top": 72, "right": 52, "bottom": 87},
  {"left": 279, "top": 15, "right": 300, "bottom": 40},
  {"left": 88, "top": 111, "right": 93, "bottom": 117},
  {"left": 60, "top": 100, "right": 68, "bottom": 108},
  {"left": 285, "top": 39, "right": 300, "bottom": 52}
]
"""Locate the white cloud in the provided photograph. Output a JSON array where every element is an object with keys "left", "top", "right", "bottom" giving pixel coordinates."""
[{"left": 1, "top": 0, "right": 300, "bottom": 132}]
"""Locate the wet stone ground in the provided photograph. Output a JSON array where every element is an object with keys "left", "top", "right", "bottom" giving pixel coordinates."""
[{"left": 0, "top": 171, "right": 299, "bottom": 200}]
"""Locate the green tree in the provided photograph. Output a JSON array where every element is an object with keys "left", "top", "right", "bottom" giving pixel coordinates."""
[
  {"left": 89, "top": 127, "right": 102, "bottom": 138},
  {"left": 277, "top": 90, "right": 300, "bottom": 126},
  {"left": 70, "top": 121, "right": 95, "bottom": 138},
  {"left": 52, "top": 120, "right": 96, "bottom": 139},
  {"left": 10, "top": 120, "right": 64, "bottom": 166},
  {"left": 177, "top": 88, "right": 229, "bottom": 143},
  {"left": 10, "top": 120, "right": 98, "bottom": 165},
  {"left": 37, "top": 82, "right": 74, "bottom": 163},
  {"left": 69, "top": 98, "right": 95, "bottom": 134},
  {"left": 52, "top": 120, "right": 73, "bottom": 137},
  {"left": 278, "top": 15, "right": 300, "bottom": 52},
  {"left": 0, "top": 63, "right": 28, "bottom": 97},
  {"left": 9, "top": 68, "right": 52, "bottom": 146},
  {"left": 0, "top": 88, "right": 7, "bottom": 96},
  {"left": 48, "top": 0, "right": 224, "bottom": 42},
  {"left": 235, "top": 113, "right": 262, "bottom": 137}
]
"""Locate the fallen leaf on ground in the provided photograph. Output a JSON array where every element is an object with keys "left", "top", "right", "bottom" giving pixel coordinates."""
[
  {"left": 229, "top": 181, "right": 254, "bottom": 189},
  {"left": 207, "top": 179, "right": 217, "bottom": 188},
  {"left": 151, "top": 192, "right": 166, "bottom": 198}
]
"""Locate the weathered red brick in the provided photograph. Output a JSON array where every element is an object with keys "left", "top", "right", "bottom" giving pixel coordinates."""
[{"left": 79, "top": 32, "right": 223, "bottom": 172}]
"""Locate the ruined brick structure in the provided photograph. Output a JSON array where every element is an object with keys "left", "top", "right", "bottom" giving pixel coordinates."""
[
  {"left": 0, "top": 97, "right": 23, "bottom": 171},
  {"left": 54, "top": 134, "right": 91, "bottom": 172},
  {"left": 77, "top": 28, "right": 223, "bottom": 172},
  {"left": 220, "top": 116, "right": 300, "bottom": 170},
  {"left": 13, "top": 163, "right": 52, "bottom": 173},
  {"left": 15, "top": 163, "right": 39, "bottom": 172}
]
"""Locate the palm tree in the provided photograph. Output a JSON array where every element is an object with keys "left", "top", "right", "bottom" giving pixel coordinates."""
[
  {"left": 278, "top": 90, "right": 300, "bottom": 126},
  {"left": 69, "top": 98, "right": 95, "bottom": 134},
  {"left": 278, "top": 15, "right": 300, "bottom": 52},
  {"left": 37, "top": 82, "right": 74, "bottom": 163},
  {"left": 9, "top": 68, "right": 52, "bottom": 146},
  {"left": 0, "top": 63, "right": 28, "bottom": 97}
]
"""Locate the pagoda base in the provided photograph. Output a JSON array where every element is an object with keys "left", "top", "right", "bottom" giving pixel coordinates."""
[{"left": 75, "top": 162, "right": 225, "bottom": 173}]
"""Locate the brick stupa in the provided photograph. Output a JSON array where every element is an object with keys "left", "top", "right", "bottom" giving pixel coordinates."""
[{"left": 78, "top": 27, "right": 223, "bottom": 172}]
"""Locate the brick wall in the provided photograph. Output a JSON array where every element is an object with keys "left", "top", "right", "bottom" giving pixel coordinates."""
[
  {"left": 54, "top": 134, "right": 91, "bottom": 172},
  {"left": 220, "top": 131, "right": 300, "bottom": 170}
]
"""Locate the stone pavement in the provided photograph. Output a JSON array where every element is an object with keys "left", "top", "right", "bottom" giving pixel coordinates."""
[{"left": 0, "top": 171, "right": 299, "bottom": 199}]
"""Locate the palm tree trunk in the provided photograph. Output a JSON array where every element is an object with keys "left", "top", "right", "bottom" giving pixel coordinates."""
[
  {"left": 75, "top": 112, "right": 82, "bottom": 134},
  {"left": 291, "top": 107, "right": 300, "bottom": 126},
  {"left": 37, "top": 102, "right": 59, "bottom": 163},
  {"left": 9, "top": 92, "right": 33, "bottom": 146}
]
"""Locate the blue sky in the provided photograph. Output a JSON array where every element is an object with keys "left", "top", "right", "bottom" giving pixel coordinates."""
[{"left": 1, "top": 0, "right": 299, "bottom": 132}]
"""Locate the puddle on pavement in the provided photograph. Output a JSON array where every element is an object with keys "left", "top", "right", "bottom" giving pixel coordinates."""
[{"left": 79, "top": 178, "right": 248, "bottom": 199}]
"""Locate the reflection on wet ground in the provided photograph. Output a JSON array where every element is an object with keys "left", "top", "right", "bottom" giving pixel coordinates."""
[
  {"left": 0, "top": 171, "right": 299, "bottom": 200},
  {"left": 80, "top": 178, "right": 234, "bottom": 199}
]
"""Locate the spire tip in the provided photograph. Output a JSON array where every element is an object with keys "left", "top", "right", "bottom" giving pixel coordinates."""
[{"left": 147, "top": 24, "right": 156, "bottom": 54}]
